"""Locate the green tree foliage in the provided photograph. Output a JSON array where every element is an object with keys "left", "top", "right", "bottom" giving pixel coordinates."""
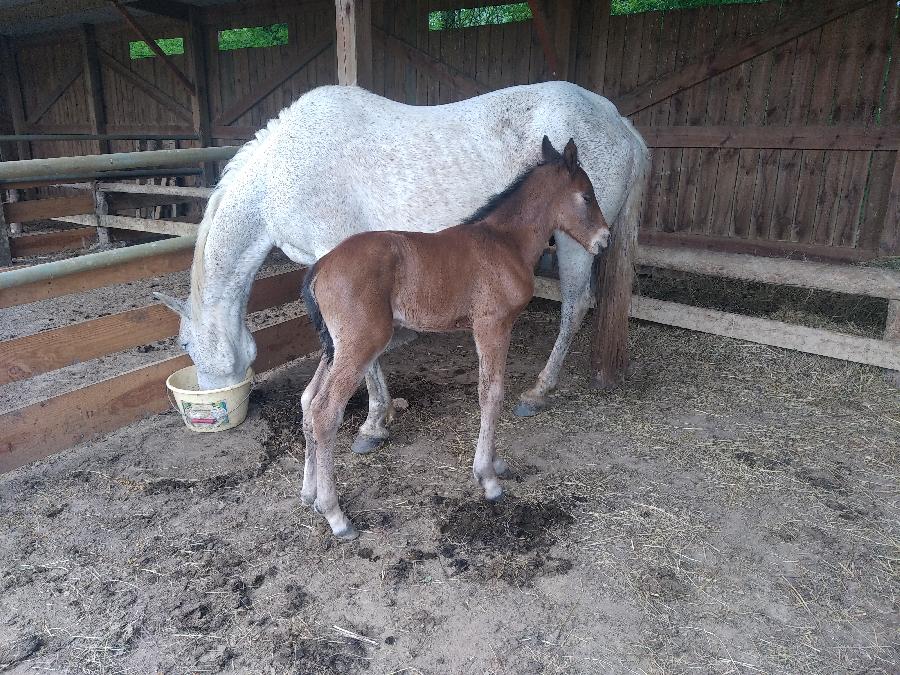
[
  {"left": 611, "top": 0, "right": 768, "bottom": 14},
  {"left": 428, "top": 0, "right": 770, "bottom": 31},
  {"left": 218, "top": 23, "right": 289, "bottom": 51},
  {"left": 129, "top": 37, "right": 184, "bottom": 60},
  {"left": 429, "top": 3, "right": 532, "bottom": 31}
]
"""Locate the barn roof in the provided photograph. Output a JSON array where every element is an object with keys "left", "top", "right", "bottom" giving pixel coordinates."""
[{"left": 0, "top": 0, "right": 232, "bottom": 37}]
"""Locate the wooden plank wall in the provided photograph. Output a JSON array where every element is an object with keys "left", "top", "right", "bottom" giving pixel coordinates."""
[
  {"left": 1, "top": 0, "right": 896, "bottom": 256},
  {"left": 570, "top": 0, "right": 899, "bottom": 256}
]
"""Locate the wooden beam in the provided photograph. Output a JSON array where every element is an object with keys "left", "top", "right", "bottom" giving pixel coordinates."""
[
  {"left": 98, "top": 49, "right": 193, "bottom": 121},
  {"left": 616, "top": 0, "right": 878, "bottom": 116},
  {"left": 188, "top": 6, "right": 215, "bottom": 185},
  {"left": 373, "top": 28, "right": 488, "bottom": 98},
  {"left": 0, "top": 240, "right": 195, "bottom": 309},
  {"left": 636, "top": 244, "right": 900, "bottom": 300},
  {"left": 98, "top": 182, "right": 213, "bottom": 197},
  {"left": 110, "top": 0, "right": 197, "bottom": 96},
  {"left": 1, "top": 268, "right": 305, "bottom": 386},
  {"left": 637, "top": 230, "right": 878, "bottom": 265},
  {"left": 637, "top": 125, "right": 900, "bottom": 151},
  {"left": 533, "top": 277, "right": 900, "bottom": 371},
  {"left": 3, "top": 194, "right": 95, "bottom": 223},
  {"left": 885, "top": 300, "right": 900, "bottom": 386},
  {"left": 0, "top": 315, "right": 319, "bottom": 473},
  {"left": 9, "top": 227, "right": 97, "bottom": 258},
  {"left": 587, "top": 0, "right": 611, "bottom": 94},
  {"left": 0, "top": 36, "right": 31, "bottom": 160},
  {"left": 335, "top": 0, "right": 372, "bottom": 88},
  {"left": 23, "top": 62, "right": 83, "bottom": 127},
  {"left": 54, "top": 213, "right": 197, "bottom": 237},
  {"left": 882, "top": 151, "right": 900, "bottom": 256},
  {"left": 215, "top": 31, "right": 333, "bottom": 126},
  {"left": 0, "top": 193, "right": 10, "bottom": 267},
  {"left": 527, "top": 0, "right": 562, "bottom": 79},
  {"left": 80, "top": 24, "right": 110, "bottom": 154},
  {"left": 128, "top": 0, "right": 191, "bottom": 21}
]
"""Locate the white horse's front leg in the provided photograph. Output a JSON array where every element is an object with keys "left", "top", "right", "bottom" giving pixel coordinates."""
[
  {"left": 352, "top": 360, "right": 393, "bottom": 455},
  {"left": 515, "top": 232, "right": 593, "bottom": 417}
]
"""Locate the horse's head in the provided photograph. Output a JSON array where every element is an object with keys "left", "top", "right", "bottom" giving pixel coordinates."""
[
  {"left": 154, "top": 292, "right": 256, "bottom": 390},
  {"left": 540, "top": 136, "right": 610, "bottom": 255}
]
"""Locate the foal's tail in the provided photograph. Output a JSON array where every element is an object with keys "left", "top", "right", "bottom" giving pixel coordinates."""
[{"left": 302, "top": 264, "right": 335, "bottom": 364}]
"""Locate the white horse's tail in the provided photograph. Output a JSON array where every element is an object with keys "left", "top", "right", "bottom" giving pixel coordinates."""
[{"left": 592, "top": 123, "right": 650, "bottom": 389}]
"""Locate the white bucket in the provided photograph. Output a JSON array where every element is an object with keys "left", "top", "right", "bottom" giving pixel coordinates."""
[{"left": 166, "top": 366, "right": 254, "bottom": 432}]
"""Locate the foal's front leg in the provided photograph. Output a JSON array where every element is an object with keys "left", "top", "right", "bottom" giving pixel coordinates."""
[{"left": 472, "top": 322, "right": 513, "bottom": 501}]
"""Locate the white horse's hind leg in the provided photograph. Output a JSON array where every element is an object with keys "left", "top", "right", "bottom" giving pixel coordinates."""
[
  {"left": 352, "top": 360, "right": 393, "bottom": 455},
  {"left": 514, "top": 232, "right": 594, "bottom": 417}
]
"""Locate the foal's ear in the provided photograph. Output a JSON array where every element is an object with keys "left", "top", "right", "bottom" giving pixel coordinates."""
[
  {"left": 541, "top": 135, "right": 561, "bottom": 163},
  {"left": 153, "top": 291, "right": 189, "bottom": 318},
  {"left": 563, "top": 138, "right": 579, "bottom": 174}
]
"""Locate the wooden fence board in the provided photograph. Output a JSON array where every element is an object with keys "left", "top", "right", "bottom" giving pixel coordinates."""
[
  {"left": 3, "top": 194, "right": 95, "bottom": 223},
  {"left": 0, "top": 268, "right": 306, "bottom": 385},
  {"left": 9, "top": 227, "right": 97, "bottom": 258},
  {"left": 0, "top": 315, "right": 319, "bottom": 474}
]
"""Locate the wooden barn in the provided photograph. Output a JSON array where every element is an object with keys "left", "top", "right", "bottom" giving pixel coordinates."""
[{"left": 1, "top": 0, "right": 899, "bottom": 467}]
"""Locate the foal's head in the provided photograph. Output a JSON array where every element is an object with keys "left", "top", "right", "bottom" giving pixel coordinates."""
[{"left": 539, "top": 136, "right": 610, "bottom": 255}]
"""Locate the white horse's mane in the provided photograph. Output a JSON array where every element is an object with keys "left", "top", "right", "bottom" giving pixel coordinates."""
[{"left": 189, "top": 113, "right": 285, "bottom": 322}]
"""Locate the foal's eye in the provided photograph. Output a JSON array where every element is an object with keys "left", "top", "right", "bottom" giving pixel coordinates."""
[{"left": 582, "top": 193, "right": 593, "bottom": 204}]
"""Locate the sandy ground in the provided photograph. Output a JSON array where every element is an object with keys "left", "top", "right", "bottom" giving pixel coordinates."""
[{"left": 1, "top": 285, "right": 898, "bottom": 673}]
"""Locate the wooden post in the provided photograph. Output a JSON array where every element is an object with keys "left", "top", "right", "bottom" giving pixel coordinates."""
[
  {"left": 527, "top": 0, "right": 562, "bottom": 79},
  {"left": 0, "top": 193, "right": 12, "bottom": 267},
  {"left": 553, "top": 0, "right": 575, "bottom": 80},
  {"left": 587, "top": 0, "right": 611, "bottom": 93},
  {"left": 881, "top": 152, "right": 900, "bottom": 256},
  {"left": 335, "top": 0, "right": 372, "bottom": 88},
  {"left": 0, "top": 36, "right": 31, "bottom": 162},
  {"left": 93, "top": 183, "right": 110, "bottom": 245},
  {"left": 80, "top": 24, "right": 110, "bottom": 155},
  {"left": 188, "top": 6, "right": 216, "bottom": 185},
  {"left": 885, "top": 300, "right": 900, "bottom": 387}
]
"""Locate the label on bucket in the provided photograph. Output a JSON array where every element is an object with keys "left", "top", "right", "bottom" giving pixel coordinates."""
[{"left": 182, "top": 400, "right": 229, "bottom": 426}]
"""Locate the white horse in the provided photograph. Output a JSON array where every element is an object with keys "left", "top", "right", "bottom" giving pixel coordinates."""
[{"left": 155, "top": 81, "right": 649, "bottom": 453}]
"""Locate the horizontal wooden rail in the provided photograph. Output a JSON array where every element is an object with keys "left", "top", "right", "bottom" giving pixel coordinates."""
[
  {"left": 53, "top": 214, "right": 198, "bottom": 237},
  {"left": 3, "top": 194, "right": 95, "bottom": 223},
  {"left": 638, "top": 231, "right": 878, "bottom": 264},
  {"left": 9, "top": 227, "right": 97, "bottom": 258},
  {"left": 636, "top": 244, "right": 900, "bottom": 300},
  {"left": 1, "top": 268, "right": 306, "bottom": 385},
  {"left": 0, "top": 235, "right": 196, "bottom": 308},
  {"left": 533, "top": 277, "right": 900, "bottom": 370},
  {"left": 0, "top": 146, "right": 238, "bottom": 183},
  {"left": 0, "top": 315, "right": 319, "bottom": 473},
  {"left": 0, "top": 133, "right": 200, "bottom": 142},
  {"left": 638, "top": 125, "right": 900, "bottom": 151}
]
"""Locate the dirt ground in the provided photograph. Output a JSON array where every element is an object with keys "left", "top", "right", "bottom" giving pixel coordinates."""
[{"left": 1, "top": 267, "right": 898, "bottom": 673}]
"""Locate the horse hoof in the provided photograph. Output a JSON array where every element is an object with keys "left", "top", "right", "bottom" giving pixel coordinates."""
[
  {"left": 484, "top": 481, "right": 504, "bottom": 502},
  {"left": 333, "top": 523, "right": 360, "bottom": 541},
  {"left": 513, "top": 400, "right": 546, "bottom": 418},
  {"left": 352, "top": 434, "right": 387, "bottom": 455}
]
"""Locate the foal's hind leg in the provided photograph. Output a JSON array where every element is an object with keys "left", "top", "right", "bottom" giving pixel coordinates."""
[
  {"left": 515, "top": 233, "right": 593, "bottom": 417},
  {"left": 352, "top": 360, "right": 393, "bottom": 455},
  {"left": 300, "top": 356, "right": 329, "bottom": 506}
]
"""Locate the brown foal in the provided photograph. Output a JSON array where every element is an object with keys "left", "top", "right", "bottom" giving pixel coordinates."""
[{"left": 300, "top": 137, "right": 610, "bottom": 539}]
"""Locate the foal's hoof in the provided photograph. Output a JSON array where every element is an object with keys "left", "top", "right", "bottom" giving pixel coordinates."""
[
  {"left": 513, "top": 399, "right": 547, "bottom": 418},
  {"left": 351, "top": 434, "right": 387, "bottom": 455},
  {"left": 333, "top": 523, "right": 360, "bottom": 541}
]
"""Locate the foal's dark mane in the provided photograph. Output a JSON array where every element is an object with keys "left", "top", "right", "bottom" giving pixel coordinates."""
[{"left": 460, "top": 160, "right": 549, "bottom": 225}]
